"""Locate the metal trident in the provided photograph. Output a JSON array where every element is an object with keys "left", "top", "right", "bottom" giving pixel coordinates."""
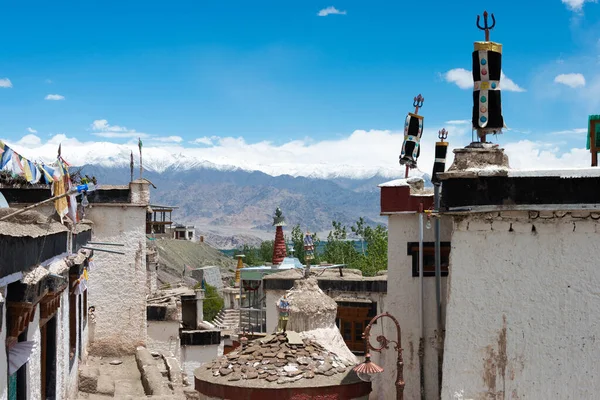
[
  {"left": 413, "top": 94, "right": 424, "bottom": 115},
  {"left": 438, "top": 128, "right": 448, "bottom": 142},
  {"left": 476, "top": 11, "right": 496, "bottom": 42}
]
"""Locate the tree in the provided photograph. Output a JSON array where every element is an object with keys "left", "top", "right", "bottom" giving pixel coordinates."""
[
  {"left": 290, "top": 224, "right": 320, "bottom": 264},
  {"left": 203, "top": 283, "right": 224, "bottom": 322},
  {"left": 356, "top": 223, "right": 388, "bottom": 276},
  {"left": 234, "top": 244, "right": 262, "bottom": 266},
  {"left": 322, "top": 221, "right": 359, "bottom": 267},
  {"left": 259, "top": 240, "right": 274, "bottom": 263}
]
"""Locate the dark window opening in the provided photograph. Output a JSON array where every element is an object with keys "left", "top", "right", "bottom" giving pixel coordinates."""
[
  {"left": 8, "top": 329, "right": 29, "bottom": 400},
  {"left": 83, "top": 290, "right": 88, "bottom": 328},
  {"left": 41, "top": 316, "right": 57, "bottom": 400},
  {"left": 69, "top": 289, "right": 77, "bottom": 367},
  {"left": 407, "top": 242, "right": 451, "bottom": 277},
  {"left": 78, "top": 293, "right": 83, "bottom": 361}
]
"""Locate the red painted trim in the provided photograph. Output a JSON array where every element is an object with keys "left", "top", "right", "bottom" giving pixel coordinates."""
[
  {"left": 195, "top": 379, "right": 371, "bottom": 400},
  {"left": 380, "top": 186, "right": 433, "bottom": 213}
]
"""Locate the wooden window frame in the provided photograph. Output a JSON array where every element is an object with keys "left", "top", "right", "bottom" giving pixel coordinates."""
[{"left": 407, "top": 242, "right": 451, "bottom": 277}]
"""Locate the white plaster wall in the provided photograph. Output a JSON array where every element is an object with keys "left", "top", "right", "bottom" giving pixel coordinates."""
[
  {"left": 147, "top": 321, "right": 181, "bottom": 361},
  {"left": 0, "top": 295, "right": 7, "bottom": 400},
  {"left": 26, "top": 306, "right": 41, "bottom": 400},
  {"left": 442, "top": 217, "right": 600, "bottom": 400},
  {"left": 87, "top": 205, "right": 148, "bottom": 355},
  {"left": 55, "top": 289, "right": 70, "bottom": 400},
  {"left": 377, "top": 214, "right": 452, "bottom": 400},
  {"left": 181, "top": 344, "right": 221, "bottom": 383},
  {"left": 266, "top": 290, "right": 286, "bottom": 333}
]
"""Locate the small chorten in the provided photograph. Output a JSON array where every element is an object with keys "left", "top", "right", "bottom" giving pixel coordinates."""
[
  {"left": 286, "top": 277, "right": 357, "bottom": 364},
  {"left": 272, "top": 207, "right": 287, "bottom": 265}
]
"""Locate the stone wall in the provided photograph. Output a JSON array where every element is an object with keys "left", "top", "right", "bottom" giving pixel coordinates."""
[
  {"left": 442, "top": 212, "right": 600, "bottom": 399},
  {"left": 87, "top": 182, "right": 149, "bottom": 355}
]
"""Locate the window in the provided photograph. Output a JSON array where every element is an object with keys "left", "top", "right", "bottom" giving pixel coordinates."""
[
  {"left": 407, "top": 242, "right": 451, "bottom": 277},
  {"left": 336, "top": 302, "right": 376, "bottom": 353}
]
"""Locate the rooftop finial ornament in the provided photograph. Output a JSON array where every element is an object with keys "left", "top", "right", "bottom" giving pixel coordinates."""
[
  {"left": 476, "top": 10, "right": 495, "bottom": 42},
  {"left": 472, "top": 10, "right": 505, "bottom": 143},
  {"left": 272, "top": 207, "right": 286, "bottom": 226},
  {"left": 399, "top": 94, "right": 425, "bottom": 178}
]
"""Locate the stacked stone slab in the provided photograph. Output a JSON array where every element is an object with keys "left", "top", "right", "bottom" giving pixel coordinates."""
[{"left": 202, "top": 332, "right": 352, "bottom": 383}]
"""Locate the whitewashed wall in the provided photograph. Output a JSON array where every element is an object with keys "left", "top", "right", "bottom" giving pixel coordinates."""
[
  {"left": 87, "top": 187, "right": 148, "bottom": 356},
  {"left": 147, "top": 320, "right": 181, "bottom": 361},
  {"left": 377, "top": 214, "right": 452, "bottom": 400},
  {"left": 25, "top": 306, "right": 41, "bottom": 400},
  {"left": 181, "top": 342, "right": 223, "bottom": 383},
  {"left": 442, "top": 215, "right": 600, "bottom": 399}
]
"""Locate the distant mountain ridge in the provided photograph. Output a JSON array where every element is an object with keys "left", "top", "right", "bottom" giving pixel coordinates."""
[{"left": 82, "top": 164, "right": 428, "bottom": 249}]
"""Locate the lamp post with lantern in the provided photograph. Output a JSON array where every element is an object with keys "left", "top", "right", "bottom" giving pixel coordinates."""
[{"left": 353, "top": 312, "right": 405, "bottom": 400}]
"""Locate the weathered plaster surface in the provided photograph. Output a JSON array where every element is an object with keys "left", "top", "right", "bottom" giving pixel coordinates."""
[
  {"left": 87, "top": 204, "right": 148, "bottom": 355},
  {"left": 379, "top": 214, "right": 452, "bottom": 400},
  {"left": 26, "top": 306, "right": 41, "bottom": 400},
  {"left": 181, "top": 343, "right": 222, "bottom": 383},
  {"left": 56, "top": 289, "right": 69, "bottom": 400},
  {"left": 442, "top": 213, "right": 600, "bottom": 399},
  {"left": 147, "top": 320, "right": 181, "bottom": 361}
]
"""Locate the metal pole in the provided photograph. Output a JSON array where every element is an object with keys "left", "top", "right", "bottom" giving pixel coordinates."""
[
  {"left": 81, "top": 246, "right": 125, "bottom": 255},
  {"left": 418, "top": 211, "right": 425, "bottom": 399}
]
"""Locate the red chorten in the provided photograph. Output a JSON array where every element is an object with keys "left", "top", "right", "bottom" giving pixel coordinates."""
[{"left": 271, "top": 207, "right": 287, "bottom": 265}]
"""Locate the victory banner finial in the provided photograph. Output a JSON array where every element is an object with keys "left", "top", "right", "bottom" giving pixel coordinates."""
[{"left": 472, "top": 11, "right": 505, "bottom": 142}]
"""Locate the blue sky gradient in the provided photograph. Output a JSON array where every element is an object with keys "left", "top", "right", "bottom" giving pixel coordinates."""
[{"left": 1, "top": 0, "right": 600, "bottom": 176}]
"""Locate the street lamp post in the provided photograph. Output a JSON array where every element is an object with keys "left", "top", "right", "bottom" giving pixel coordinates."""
[{"left": 353, "top": 312, "right": 405, "bottom": 400}]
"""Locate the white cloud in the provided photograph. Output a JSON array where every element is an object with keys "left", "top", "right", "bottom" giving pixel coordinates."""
[
  {"left": 317, "top": 6, "right": 346, "bottom": 16},
  {"left": 503, "top": 140, "right": 589, "bottom": 169},
  {"left": 16, "top": 134, "right": 42, "bottom": 148},
  {"left": 0, "top": 78, "right": 12, "bottom": 88},
  {"left": 2, "top": 124, "right": 590, "bottom": 180},
  {"left": 551, "top": 128, "right": 587, "bottom": 135},
  {"left": 445, "top": 120, "right": 471, "bottom": 125},
  {"left": 443, "top": 68, "right": 525, "bottom": 92},
  {"left": 192, "top": 137, "right": 215, "bottom": 146},
  {"left": 562, "top": 0, "right": 596, "bottom": 12},
  {"left": 151, "top": 136, "right": 183, "bottom": 143},
  {"left": 554, "top": 73, "right": 586, "bottom": 88},
  {"left": 27, "top": 127, "right": 37, "bottom": 133},
  {"left": 45, "top": 79, "right": 53, "bottom": 84},
  {"left": 45, "top": 94, "right": 65, "bottom": 101},
  {"left": 90, "top": 119, "right": 148, "bottom": 139}
]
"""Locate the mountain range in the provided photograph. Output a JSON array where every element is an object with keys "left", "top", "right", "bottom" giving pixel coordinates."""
[{"left": 81, "top": 163, "right": 424, "bottom": 249}]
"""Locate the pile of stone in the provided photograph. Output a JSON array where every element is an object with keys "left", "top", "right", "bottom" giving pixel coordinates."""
[{"left": 203, "top": 331, "right": 355, "bottom": 384}]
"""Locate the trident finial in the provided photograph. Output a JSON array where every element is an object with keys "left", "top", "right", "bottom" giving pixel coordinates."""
[
  {"left": 413, "top": 94, "right": 424, "bottom": 115},
  {"left": 476, "top": 11, "right": 496, "bottom": 42},
  {"left": 438, "top": 128, "right": 448, "bottom": 142}
]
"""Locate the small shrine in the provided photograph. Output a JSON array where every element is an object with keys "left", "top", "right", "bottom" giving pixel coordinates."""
[{"left": 271, "top": 207, "right": 287, "bottom": 265}]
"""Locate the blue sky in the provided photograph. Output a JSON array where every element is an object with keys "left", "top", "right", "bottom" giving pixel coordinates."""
[{"left": 1, "top": 0, "right": 600, "bottom": 176}]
